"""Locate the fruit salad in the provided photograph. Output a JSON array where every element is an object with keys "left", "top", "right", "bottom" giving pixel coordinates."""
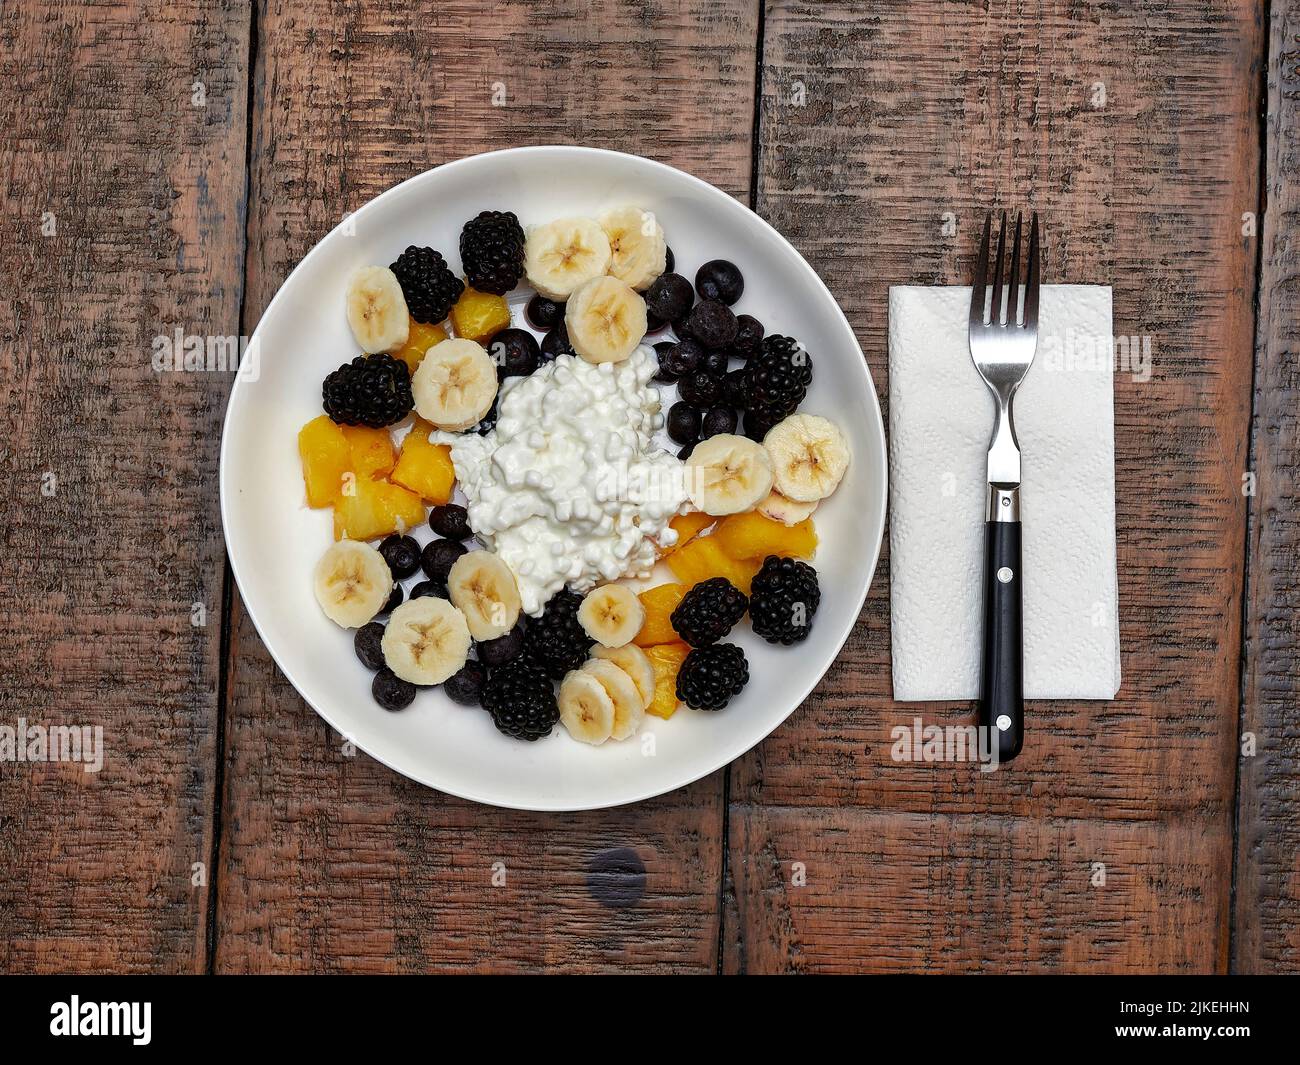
[{"left": 300, "top": 204, "right": 851, "bottom": 744}]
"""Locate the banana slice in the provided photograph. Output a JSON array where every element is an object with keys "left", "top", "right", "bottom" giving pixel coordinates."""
[
  {"left": 346, "top": 265, "right": 410, "bottom": 353},
  {"left": 757, "top": 488, "right": 820, "bottom": 526},
  {"left": 764, "top": 414, "right": 851, "bottom": 502},
  {"left": 524, "top": 217, "right": 612, "bottom": 300},
  {"left": 590, "top": 644, "right": 655, "bottom": 710},
  {"left": 412, "top": 338, "right": 498, "bottom": 430},
  {"left": 381, "top": 596, "right": 471, "bottom": 685},
  {"left": 558, "top": 668, "right": 615, "bottom": 744},
  {"left": 565, "top": 276, "right": 648, "bottom": 364},
  {"left": 577, "top": 584, "right": 645, "bottom": 648},
  {"left": 447, "top": 550, "right": 521, "bottom": 641},
  {"left": 598, "top": 206, "right": 667, "bottom": 291},
  {"left": 685, "top": 433, "right": 774, "bottom": 516},
  {"left": 313, "top": 540, "right": 393, "bottom": 628},
  {"left": 583, "top": 658, "right": 645, "bottom": 740}
]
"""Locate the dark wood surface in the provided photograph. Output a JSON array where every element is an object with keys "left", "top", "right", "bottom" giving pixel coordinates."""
[{"left": 0, "top": 0, "right": 1294, "bottom": 974}]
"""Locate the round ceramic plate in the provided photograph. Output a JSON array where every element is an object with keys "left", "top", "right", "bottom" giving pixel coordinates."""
[{"left": 220, "top": 146, "right": 887, "bottom": 811}]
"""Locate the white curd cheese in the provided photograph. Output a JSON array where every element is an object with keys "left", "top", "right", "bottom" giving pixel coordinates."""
[{"left": 437, "top": 346, "right": 687, "bottom": 615}]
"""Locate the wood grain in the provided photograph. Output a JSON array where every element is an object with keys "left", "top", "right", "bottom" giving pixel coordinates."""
[
  {"left": 214, "top": 0, "right": 758, "bottom": 973},
  {"left": 0, "top": 0, "right": 249, "bottom": 971},
  {"left": 724, "top": 0, "right": 1263, "bottom": 973},
  {"left": 1233, "top": 0, "right": 1300, "bottom": 975}
]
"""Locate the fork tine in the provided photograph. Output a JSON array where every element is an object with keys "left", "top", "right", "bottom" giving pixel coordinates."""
[
  {"left": 970, "top": 212, "right": 991, "bottom": 325},
  {"left": 1006, "top": 212, "right": 1022, "bottom": 326},
  {"left": 989, "top": 211, "right": 1007, "bottom": 326},
  {"left": 1023, "top": 212, "right": 1041, "bottom": 331}
]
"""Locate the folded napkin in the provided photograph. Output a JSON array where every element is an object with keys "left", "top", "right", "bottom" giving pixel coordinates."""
[{"left": 888, "top": 285, "right": 1121, "bottom": 701}]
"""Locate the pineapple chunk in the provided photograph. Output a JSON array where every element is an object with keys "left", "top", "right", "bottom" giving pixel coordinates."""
[
  {"left": 298, "top": 415, "right": 351, "bottom": 508},
  {"left": 450, "top": 284, "right": 511, "bottom": 344},
  {"left": 394, "top": 319, "right": 449, "bottom": 376},
  {"left": 634, "top": 583, "right": 687, "bottom": 646},
  {"left": 390, "top": 421, "right": 456, "bottom": 504},
  {"left": 333, "top": 476, "right": 425, "bottom": 542},
  {"left": 665, "top": 534, "right": 759, "bottom": 594},
  {"left": 340, "top": 424, "right": 396, "bottom": 481},
  {"left": 713, "top": 510, "right": 817, "bottom": 561},
  {"left": 645, "top": 643, "right": 690, "bottom": 719}
]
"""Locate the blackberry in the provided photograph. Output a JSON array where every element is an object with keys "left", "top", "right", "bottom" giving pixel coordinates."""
[
  {"left": 354, "top": 622, "right": 386, "bottom": 671},
  {"left": 373, "top": 668, "right": 417, "bottom": 712},
  {"left": 322, "top": 354, "right": 413, "bottom": 428},
  {"left": 460, "top": 210, "right": 526, "bottom": 295},
  {"left": 748, "top": 335, "right": 812, "bottom": 417},
  {"left": 523, "top": 589, "right": 592, "bottom": 679},
  {"left": 482, "top": 656, "right": 559, "bottom": 740},
  {"left": 749, "top": 556, "right": 820, "bottom": 644},
  {"left": 390, "top": 245, "right": 464, "bottom": 324},
  {"left": 444, "top": 660, "right": 486, "bottom": 707},
  {"left": 670, "top": 577, "right": 748, "bottom": 647},
  {"left": 676, "top": 643, "right": 748, "bottom": 711},
  {"left": 723, "top": 368, "right": 751, "bottom": 409},
  {"left": 741, "top": 405, "right": 780, "bottom": 442}
]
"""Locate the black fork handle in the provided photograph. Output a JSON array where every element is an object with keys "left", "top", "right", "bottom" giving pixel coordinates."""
[{"left": 980, "top": 486, "right": 1024, "bottom": 762}]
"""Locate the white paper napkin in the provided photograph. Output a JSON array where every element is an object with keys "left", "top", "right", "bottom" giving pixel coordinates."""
[{"left": 888, "top": 285, "right": 1121, "bottom": 701}]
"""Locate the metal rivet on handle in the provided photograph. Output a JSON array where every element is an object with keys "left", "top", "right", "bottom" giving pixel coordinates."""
[
  {"left": 996, "top": 715, "right": 1012, "bottom": 731},
  {"left": 997, "top": 566, "right": 1014, "bottom": 583}
]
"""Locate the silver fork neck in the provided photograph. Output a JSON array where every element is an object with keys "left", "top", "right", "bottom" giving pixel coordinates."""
[{"left": 983, "top": 384, "right": 1022, "bottom": 486}]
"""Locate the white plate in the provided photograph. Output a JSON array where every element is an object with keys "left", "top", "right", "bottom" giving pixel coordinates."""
[{"left": 220, "top": 146, "right": 887, "bottom": 811}]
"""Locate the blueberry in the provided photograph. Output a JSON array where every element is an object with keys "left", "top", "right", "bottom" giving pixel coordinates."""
[
  {"left": 373, "top": 668, "right": 416, "bottom": 711},
  {"left": 661, "top": 338, "right": 703, "bottom": 379},
  {"left": 421, "top": 538, "right": 467, "bottom": 582},
  {"left": 665, "top": 246, "right": 675, "bottom": 273},
  {"left": 645, "top": 273, "right": 694, "bottom": 323},
  {"left": 379, "top": 582, "right": 403, "bottom": 615},
  {"left": 410, "top": 579, "right": 447, "bottom": 599},
  {"left": 645, "top": 311, "right": 667, "bottom": 333},
  {"left": 444, "top": 660, "right": 487, "bottom": 706},
  {"left": 695, "top": 260, "right": 744, "bottom": 305},
  {"left": 701, "top": 407, "right": 738, "bottom": 439},
  {"left": 678, "top": 440, "right": 696, "bottom": 460},
  {"left": 478, "top": 624, "right": 525, "bottom": 668},
  {"left": 474, "top": 398, "right": 499, "bottom": 435},
  {"left": 354, "top": 622, "right": 386, "bottom": 671},
  {"left": 378, "top": 534, "right": 421, "bottom": 579},
  {"left": 429, "top": 503, "right": 472, "bottom": 540},
  {"left": 526, "top": 293, "right": 564, "bottom": 330},
  {"left": 653, "top": 341, "right": 680, "bottom": 382},
  {"left": 667, "top": 402, "right": 703, "bottom": 445},
  {"left": 541, "top": 323, "right": 575, "bottom": 359},
  {"left": 490, "top": 328, "right": 540, "bottom": 378},
  {"left": 684, "top": 299, "right": 738, "bottom": 349},
  {"left": 700, "top": 348, "right": 729, "bottom": 378},
  {"left": 729, "top": 314, "right": 764, "bottom": 359},
  {"left": 678, "top": 370, "right": 722, "bottom": 408},
  {"left": 723, "top": 367, "right": 751, "bottom": 409}
]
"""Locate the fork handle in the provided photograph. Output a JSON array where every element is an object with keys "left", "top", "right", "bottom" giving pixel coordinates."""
[{"left": 981, "top": 486, "right": 1024, "bottom": 762}]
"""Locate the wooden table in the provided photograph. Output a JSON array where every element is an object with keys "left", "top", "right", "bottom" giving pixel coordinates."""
[{"left": 1, "top": 0, "right": 1295, "bottom": 974}]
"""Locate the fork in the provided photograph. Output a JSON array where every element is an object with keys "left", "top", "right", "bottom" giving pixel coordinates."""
[{"left": 969, "top": 210, "right": 1040, "bottom": 763}]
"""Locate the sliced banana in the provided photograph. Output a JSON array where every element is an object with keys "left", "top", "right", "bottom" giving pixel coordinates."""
[
  {"left": 346, "top": 265, "right": 410, "bottom": 353},
  {"left": 381, "top": 596, "right": 471, "bottom": 685},
  {"left": 447, "top": 550, "right": 521, "bottom": 641},
  {"left": 598, "top": 206, "right": 667, "bottom": 291},
  {"left": 590, "top": 643, "right": 655, "bottom": 710},
  {"left": 757, "top": 488, "right": 820, "bottom": 526},
  {"left": 313, "top": 540, "right": 393, "bottom": 628},
  {"left": 412, "top": 338, "right": 498, "bottom": 430},
  {"left": 583, "top": 658, "right": 645, "bottom": 740},
  {"left": 524, "top": 216, "right": 612, "bottom": 300},
  {"left": 764, "top": 414, "right": 850, "bottom": 502},
  {"left": 685, "top": 433, "right": 774, "bottom": 516},
  {"left": 558, "top": 668, "right": 615, "bottom": 745},
  {"left": 564, "top": 276, "right": 647, "bottom": 364},
  {"left": 577, "top": 584, "right": 645, "bottom": 648}
]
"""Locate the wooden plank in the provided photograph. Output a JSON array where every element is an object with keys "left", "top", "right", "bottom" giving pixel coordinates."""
[
  {"left": 0, "top": 1, "right": 249, "bottom": 971},
  {"left": 215, "top": 0, "right": 758, "bottom": 973},
  {"left": 725, "top": 0, "right": 1262, "bottom": 973},
  {"left": 1233, "top": 0, "right": 1300, "bottom": 975}
]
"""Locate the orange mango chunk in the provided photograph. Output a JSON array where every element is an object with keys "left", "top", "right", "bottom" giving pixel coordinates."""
[
  {"left": 450, "top": 284, "right": 511, "bottom": 344},
  {"left": 340, "top": 424, "right": 396, "bottom": 481},
  {"left": 634, "top": 583, "right": 687, "bottom": 646},
  {"left": 298, "top": 415, "right": 351, "bottom": 508},
  {"left": 644, "top": 642, "right": 690, "bottom": 719},
  {"left": 712, "top": 510, "right": 817, "bottom": 561},
  {"left": 333, "top": 476, "right": 425, "bottom": 542},
  {"left": 394, "top": 319, "right": 449, "bottom": 376},
  {"left": 390, "top": 421, "right": 456, "bottom": 504},
  {"left": 668, "top": 510, "right": 715, "bottom": 551}
]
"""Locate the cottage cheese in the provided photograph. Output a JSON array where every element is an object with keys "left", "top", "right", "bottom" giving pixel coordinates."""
[{"left": 439, "top": 346, "right": 687, "bottom": 615}]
